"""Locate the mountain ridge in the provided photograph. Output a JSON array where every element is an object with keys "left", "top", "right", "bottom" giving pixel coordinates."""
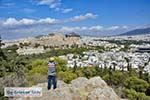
[{"left": 119, "top": 27, "right": 150, "bottom": 36}]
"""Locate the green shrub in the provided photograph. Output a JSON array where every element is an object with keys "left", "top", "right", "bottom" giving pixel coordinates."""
[
  {"left": 124, "top": 89, "right": 150, "bottom": 100},
  {"left": 27, "top": 73, "right": 47, "bottom": 86},
  {"left": 57, "top": 71, "right": 77, "bottom": 83},
  {"left": 54, "top": 57, "right": 68, "bottom": 72},
  {"left": 125, "top": 76, "right": 149, "bottom": 93},
  {"left": 26, "top": 59, "right": 48, "bottom": 85}
]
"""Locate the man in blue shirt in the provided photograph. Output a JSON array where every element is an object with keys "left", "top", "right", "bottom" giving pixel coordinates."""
[{"left": 47, "top": 57, "right": 57, "bottom": 90}]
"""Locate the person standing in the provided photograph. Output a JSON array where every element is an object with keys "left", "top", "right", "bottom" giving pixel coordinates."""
[{"left": 47, "top": 57, "right": 57, "bottom": 90}]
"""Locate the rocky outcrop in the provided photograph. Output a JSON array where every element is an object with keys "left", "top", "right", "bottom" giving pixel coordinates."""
[
  {"left": 35, "top": 34, "right": 82, "bottom": 47},
  {"left": 13, "top": 76, "right": 121, "bottom": 100}
]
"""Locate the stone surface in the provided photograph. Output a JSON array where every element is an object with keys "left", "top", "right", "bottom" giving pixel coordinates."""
[
  {"left": 71, "top": 77, "right": 88, "bottom": 89},
  {"left": 88, "top": 87, "right": 120, "bottom": 100},
  {"left": 85, "top": 76, "right": 108, "bottom": 92},
  {"left": 13, "top": 76, "right": 121, "bottom": 100}
]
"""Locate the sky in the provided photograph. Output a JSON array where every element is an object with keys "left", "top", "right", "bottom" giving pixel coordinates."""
[{"left": 0, "top": 0, "right": 150, "bottom": 39}]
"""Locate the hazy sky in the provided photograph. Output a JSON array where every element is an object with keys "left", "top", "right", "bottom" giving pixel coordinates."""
[{"left": 0, "top": 0, "right": 150, "bottom": 39}]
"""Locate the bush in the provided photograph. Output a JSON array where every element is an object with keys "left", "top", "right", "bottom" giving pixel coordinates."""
[
  {"left": 26, "top": 59, "right": 48, "bottom": 85},
  {"left": 74, "top": 68, "right": 84, "bottom": 77},
  {"left": 124, "top": 89, "right": 150, "bottom": 100},
  {"left": 111, "top": 71, "right": 128, "bottom": 86},
  {"left": 28, "top": 59, "right": 47, "bottom": 75},
  {"left": 27, "top": 73, "right": 47, "bottom": 86},
  {"left": 57, "top": 71, "right": 77, "bottom": 83},
  {"left": 82, "top": 67, "right": 97, "bottom": 78},
  {"left": 54, "top": 57, "right": 68, "bottom": 72},
  {"left": 125, "top": 76, "right": 149, "bottom": 93}
]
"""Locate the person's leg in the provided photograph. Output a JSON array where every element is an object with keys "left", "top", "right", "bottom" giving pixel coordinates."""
[
  {"left": 52, "top": 76, "right": 57, "bottom": 89},
  {"left": 47, "top": 75, "right": 52, "bottom": 90}
]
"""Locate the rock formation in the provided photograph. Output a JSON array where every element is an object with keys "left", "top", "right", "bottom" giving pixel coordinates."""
[{"left": 13, "top": 76, "right": 121, "bottom": 100}]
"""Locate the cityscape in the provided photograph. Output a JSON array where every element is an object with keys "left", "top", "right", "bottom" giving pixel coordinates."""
[{"left": 0, "top": 0, "right": 150, "bottom": 100}]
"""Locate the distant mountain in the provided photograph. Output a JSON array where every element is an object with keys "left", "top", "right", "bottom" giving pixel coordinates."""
[{"left": 119, "top": 27, "right": 150, "bottom": 36}]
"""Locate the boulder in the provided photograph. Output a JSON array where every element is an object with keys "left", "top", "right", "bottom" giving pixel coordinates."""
[
  {"left": 13, "top": 76, "right": 121, "bottom": 100},
  {"left": 71, "top": 77, "right": 88, "bottom": 88},
  {"left": 84, "top": 76, "right": 107, "bottom": 92},
  {"left": 88, "top": 87, "right": 120, "bottom": 100},
  {"left": 57, "top": 80, "right": 68, "bottom": 89}
]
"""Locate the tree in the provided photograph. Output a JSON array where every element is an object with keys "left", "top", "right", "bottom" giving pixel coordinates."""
[
  {"left": 54, "top": 57, "right": 68, "bottom": 72},
  {"left": 144, "top": 72, "right": 150, "bottom": 83},
  {"left": 73, "top": 60, "right": 77, "bottom": 72},
  {"left": 125, "top": 76, "right": 149, "bottom": 93},
  {"left": 12, "top": 56, "right": 28, "bottom": 86},
  {"left": 108, "top": 65, "right": 113, "bottom": 86},
  {"left": 139, "top": 65, "right": 144, "bottom": 79},
  {"left": 0, "top": 60, "right": 7, "bottom": 77},
  {"left": 142, "top": 62, "right": 150, "bottom": 82},
  {"left": 82, "top": 67, "right": 97, "bottom": 78},
  {"left": 0, "top": 35, "right": 2, "bottom": 48},
  {"left": 124, "top": 89, "right": 150, "bottom": 100},
  {"left": 34, "top": 43, "right": 40, "bottom": 48},
  {"left": 112, "top": 61, "right": 117, "bottom": 71},
  {"left": 57, "top": 71, "right": 77, "bottom": 83},
  {"left": 19, "top": 43, "right": 23, "bottom": 48},
  {"left": 0, "top": 35, "right": 6, "bottom": 60},
  {"left": 0, "top": 35, "right": 4, "bottom": 49},
  {"left": 27, "top": 59, "right": 48, "bottom": 85},
  {"left": 124, "top": 57, "right": 132, "bottom": 76},
  {"left": 0, "top": 35, "right": 7, "bottom": 77},
  {"left": 111, "top": 71, "right": 128, "bottom": 86}
]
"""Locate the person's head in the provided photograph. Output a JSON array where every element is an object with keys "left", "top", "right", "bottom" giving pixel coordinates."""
[{"left": 49, "top": 57, "right": 54, "bottom": 62}]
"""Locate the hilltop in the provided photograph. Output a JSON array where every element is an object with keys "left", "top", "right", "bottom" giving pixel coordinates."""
[
  {"left": 14, "top": 76, "right": 121, "bottom": 100},
  {"left": 119, "top": 27, "right": 150, "bottom": 36},
  {"left": 3, "top": 33, "right": 83, "bottom": 55}
]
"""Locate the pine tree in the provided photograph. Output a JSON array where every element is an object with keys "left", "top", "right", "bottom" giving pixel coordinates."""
[
  {"left": 0, "top": 35, "right": 6, "bottom": 60},
  {"left": 0, "top": 35, "right": 2, "bottom": 52}
]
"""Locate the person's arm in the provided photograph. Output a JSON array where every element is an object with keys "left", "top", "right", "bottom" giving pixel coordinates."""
[
  {"left": 54, "top": 62, "right": 58, "bottom": 74},
  {"left": 54, "top": 62, "right": 57, "bottom": 66}
]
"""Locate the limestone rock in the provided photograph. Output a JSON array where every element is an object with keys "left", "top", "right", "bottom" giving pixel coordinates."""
[
  {"left": 85, "top": 76, "right": 107, "bottom": 92},
  {"left": 88, "top": 87, "right": 120, "bottom": 100},
  {"left": 71, "top": 77, "right": 88, "bottom": 88},
  {"left": 57, "top": 80, "right": 68, "bottom": 89},
  {"left": 13, "top": 76, "right": 121, "bottom": 100}
]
